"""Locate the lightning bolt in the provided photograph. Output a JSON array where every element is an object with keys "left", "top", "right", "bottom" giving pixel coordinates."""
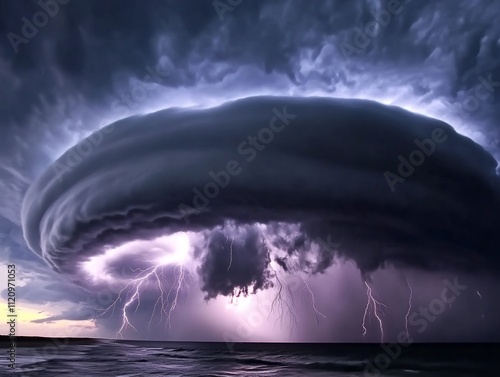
[
  {"left": 269, "top": 264, "right": 298, "bottom": 333},
  {"left": 405, "top": 279, "right": 413, "bottom": 340},
  {"left": 166, "top": 264, "right": 185, "bottom": 329},
  {"left": 261, "top": 238, "right": 298, "bottom": 333},
  {"left": 362, "top": 281, "right": 386, "bottom": 343},
  {"left": 227, "top": 237, "right": 234, "bottom": 272},
  {"left": 97, "top": 262, "right": 189, "bottom": 338},
  {"left": 97, "top": 265, "right": 158, "bottom": 338},
  {"left": 262, "top": 236, "right": 328, "bottom": 332},
  {"left": 477, "top": 290, "right": 485, "bottom": 319},
  {"left": 300, "top": 273, "right": 326, "bottom": 325},
  {"left": 362, "top": 284, "right": 370, "bottom": 337},
  {"left": 148, "top": 268, "right": 169, "bottom": 331}
]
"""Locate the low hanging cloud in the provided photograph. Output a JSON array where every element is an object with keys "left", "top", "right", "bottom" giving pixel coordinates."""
[
  {"left": 197, "top": 226, "right": 273, "bottom": 299},
  {"left": 21, "top": 96, "right": 500, "bottom": 291}
]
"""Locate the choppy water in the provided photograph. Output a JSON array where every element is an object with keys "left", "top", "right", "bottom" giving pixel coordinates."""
[{"left": 3, "top": 340, "right": 497, "bottom": 376}]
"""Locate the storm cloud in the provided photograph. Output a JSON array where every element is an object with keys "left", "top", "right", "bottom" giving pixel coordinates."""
[
  {"left": 2, "top": 0, "right": 500, "bottom": 229},
  {"left": 198, "top": 226, "right": 273, "bottom": 299},
  {"left": 21, "top": 96, "right": 500, "bottom": 286}
]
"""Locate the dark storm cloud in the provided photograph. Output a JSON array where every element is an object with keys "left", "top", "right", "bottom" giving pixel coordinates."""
[
  {"left": 1, "top": 0, "right": 499, "bottom": 127},
  {"left": 198, "top": 227, "right": 273, "bottom": 299},
  {"left": 2, "top": 0, "right": 500, "bottom": 227},
  {"left": 21, "top": 96, "right": 500, "bottom": 281},
  {"left": 266, "top": 228, "right": 340, "bottom": 274}
]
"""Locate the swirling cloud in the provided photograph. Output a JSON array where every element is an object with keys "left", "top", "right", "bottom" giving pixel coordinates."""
[{"left": 21, "top": 96, "right": 500, "bottom": 289}]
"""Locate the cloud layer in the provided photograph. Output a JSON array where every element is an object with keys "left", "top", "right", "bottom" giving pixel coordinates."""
[
  {"left": 21, "top": 96, "right": 500, "bottom": 280},
  {"left": 2, "top": 0, "right": 500, "bottom": 228}
]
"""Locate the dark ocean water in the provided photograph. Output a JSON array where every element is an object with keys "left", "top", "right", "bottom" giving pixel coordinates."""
[{"left": 3, "top": 340, "right": 498, "bottom": 376}]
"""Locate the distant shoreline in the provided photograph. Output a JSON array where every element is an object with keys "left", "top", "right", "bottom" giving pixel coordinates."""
[{"left": 0, "top": 335, "right": 101, "bottom": 347}]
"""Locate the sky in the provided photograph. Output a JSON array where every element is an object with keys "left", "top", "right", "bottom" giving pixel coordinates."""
[{"left": 0, "top": 0, "right": 499, "bottom": 343}]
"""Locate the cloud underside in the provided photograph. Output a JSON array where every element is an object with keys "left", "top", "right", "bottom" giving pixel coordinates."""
[{"left": 21, "top": 97, "right": 500, "bottom": 287}]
